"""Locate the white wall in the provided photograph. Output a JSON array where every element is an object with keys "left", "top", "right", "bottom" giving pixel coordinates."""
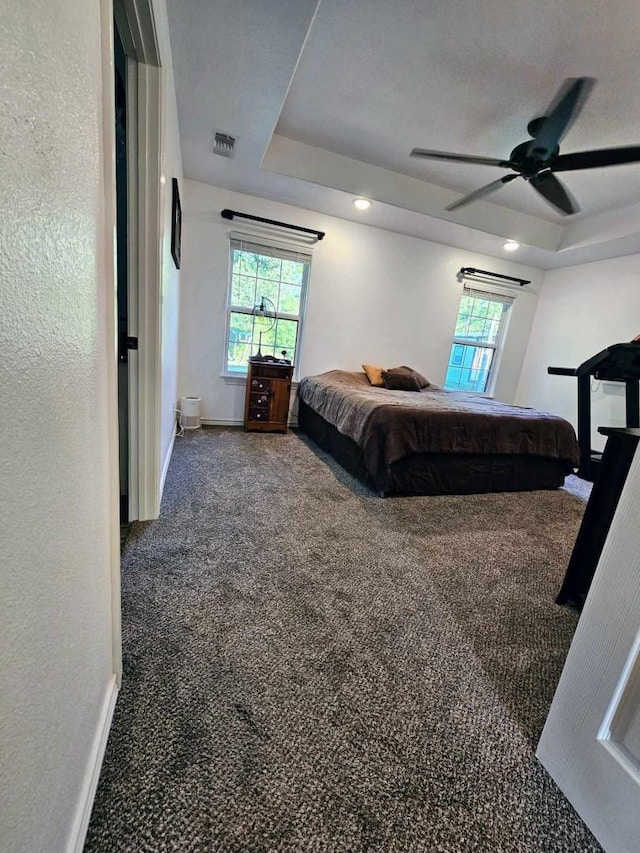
[
  {"left": 517, "top": 254, "right": 640, "bottom": 451},
  {"left": 156, "top": 0, "right": 183, "bottom": 490},
  {"left": 178, "top": 180, "right": 542, "bottom": 423},
  {"left": 0, "top": 2, "right": 117, "bottom": 852},
  {"left": 0, "top": 0, "right": 183, "bottom": 850}
]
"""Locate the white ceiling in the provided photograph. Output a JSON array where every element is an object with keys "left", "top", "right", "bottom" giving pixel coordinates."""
[{"left": 167, "top": 0, "right": 640, "bottom": 269}]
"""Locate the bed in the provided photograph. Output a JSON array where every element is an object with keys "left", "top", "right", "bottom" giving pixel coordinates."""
[{"left": 297, "top": 370, "right": 580, "bottom": 496}]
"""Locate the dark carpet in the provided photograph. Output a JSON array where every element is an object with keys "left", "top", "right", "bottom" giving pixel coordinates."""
[{"left": 85, "top": 428, "right": 600, "bottom": 852}]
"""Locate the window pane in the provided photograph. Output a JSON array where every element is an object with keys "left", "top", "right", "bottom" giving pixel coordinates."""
[
  {"left": 281, "top": 259, "right": 305, "bottom": 285},
  {"left": 486, "top": 320, "right": 500, "bottom": 344},
  {"left": 474, "top": 299, "right": 490, "bottom": 318},
  {"left": 258, "top": 325, "right": 277, "bottom": 356},
  {"left": 451, "top": 344, "right": 464, "bottom": 366},
  {"left": 231, "top": 274, "right": 256, "bottom": 308},
  {"left": 227, "top": 311, "right": 255, "bottom": 371},
  {"left": 233, "top": 250, "right": 258, "bottom": 277},
  {"left": 274, "top": 318, "right": 299, "bottom": 362},
  {"left": 254, "top": 280, "right": 280, "bottom": 308},
  {"left": 279, "top": 283, "right": 302, "bottom": 315},
  {"left": 457, "top": 304, "right": 506, "bottom": 343},
  {"left": 445, "top": 344, "right": 495, "bottom": 393},
  {"left": 459, "top": 295, "right": 473, "bottom": 314},
  {"left": 455, "top": 313, "right": 470, "bottom": 337},
  {"left": 486, "top": 301, "right": 503, "bottom": 320},
  {"left": 257, "top": 254, "right": 281, "bottom": 281}
]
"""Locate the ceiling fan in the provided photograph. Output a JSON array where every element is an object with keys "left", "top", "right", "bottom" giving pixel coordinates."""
[{"left": 410, "top": 77, "right": 640, "bottom": 215}]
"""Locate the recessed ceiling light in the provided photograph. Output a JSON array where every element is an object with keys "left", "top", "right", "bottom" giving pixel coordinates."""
[
  {"left": 353, "top": 198, "right": 371, "bottom": 211},
  {"left": 504, "top": 240, "right": 520, "bottom": 252}
]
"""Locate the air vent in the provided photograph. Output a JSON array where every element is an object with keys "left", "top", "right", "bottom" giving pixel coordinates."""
[{"left": 211, "top": 129, "right": 237, "bottom": 158}]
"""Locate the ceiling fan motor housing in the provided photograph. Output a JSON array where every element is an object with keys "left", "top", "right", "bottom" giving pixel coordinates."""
[{"left": 509, "top": 138, "right": 559, "bottom": 178}]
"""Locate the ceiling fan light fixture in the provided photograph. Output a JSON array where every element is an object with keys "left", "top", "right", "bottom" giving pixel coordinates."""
[
  {"left": 504, "top": 240, "right": 520, "bottom": 252},
  {"left": 353, "top": 197, "right": 371, "bottom": 211}
]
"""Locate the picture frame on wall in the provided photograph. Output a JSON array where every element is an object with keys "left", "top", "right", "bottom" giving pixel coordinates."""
[{"left": 171, "top": 178, "right": 182, "bottom": 269}]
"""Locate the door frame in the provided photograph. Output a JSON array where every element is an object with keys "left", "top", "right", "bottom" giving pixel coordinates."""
[
  {"left": 100, "top": 0, "right": 164, "bottom": 681},
  {"left": 114, "top": 0, "right": 164, "bottom": 522}
]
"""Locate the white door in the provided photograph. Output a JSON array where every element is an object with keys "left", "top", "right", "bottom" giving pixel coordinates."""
[{"left": 537, "top": 445, "right": 640, "bottom": 853}]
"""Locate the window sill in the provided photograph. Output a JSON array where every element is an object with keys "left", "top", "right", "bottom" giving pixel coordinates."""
[
  {"left": 222, "top": 374, "right": 247, "bottom": 385},
  {"left": 221, "top": 373, "right": 299, "bottom": 388}
]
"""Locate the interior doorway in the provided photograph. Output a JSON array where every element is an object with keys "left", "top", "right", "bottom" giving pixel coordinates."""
[
  {"left": 111, "top": 0, "right": 163, "bottom": 522},
  {"left": 114, "top": 19, "right": 132, "bottom": 525}
]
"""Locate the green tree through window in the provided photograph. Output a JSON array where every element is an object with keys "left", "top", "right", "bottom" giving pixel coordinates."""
[
  {"left": 225, "top": 238, "right": 311, "bottom": 374},
  {"left": 445, "top": 289, "right": 513, "bottom": 393}
]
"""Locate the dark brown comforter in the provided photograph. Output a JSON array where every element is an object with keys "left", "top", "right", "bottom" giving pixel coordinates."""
[{"left": 297, "top": 370, "right": 579, "bottom": 487}]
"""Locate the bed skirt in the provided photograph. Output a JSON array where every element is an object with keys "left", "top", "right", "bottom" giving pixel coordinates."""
[{"left": 297, "top": 399, "right": 569, "bottom": 496}]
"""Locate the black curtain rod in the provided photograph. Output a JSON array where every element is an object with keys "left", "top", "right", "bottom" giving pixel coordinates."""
[
  {"left": 459, "top": 267, "right": 530, "bottom": 287},
  {"left": 221, "top": 209, "right": 325, "bottom": 241}
]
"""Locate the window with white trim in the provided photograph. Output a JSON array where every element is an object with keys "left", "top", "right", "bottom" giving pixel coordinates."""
[
  {"left": 225, "top": 235, "right": 311, "bottom": 376},
  {"left": 444, "top": 287, "right": 514, "bottom": 394}
]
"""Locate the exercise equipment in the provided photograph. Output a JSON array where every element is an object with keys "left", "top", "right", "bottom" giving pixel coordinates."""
[
  {"left": 556, "top": 427, "right": 640, "bottom": 608},
  {"left": 548, "top": 342, "right": 640, "bottom": 480}
]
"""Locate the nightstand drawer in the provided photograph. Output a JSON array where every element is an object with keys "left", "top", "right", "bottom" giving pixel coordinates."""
[
  {"left": 248, "top": 407, "right": 269, "bottom": 421},
  {"left": 250, "top": 392, "right": 270, "bottom": 408}
]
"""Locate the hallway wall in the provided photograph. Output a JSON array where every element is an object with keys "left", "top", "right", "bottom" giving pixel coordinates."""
[
  {"left": 0, "top": 0, "right": 182, "bottom": 850},
  {"left": 0, "top": 2, "right": 117, "bottom": 852},
  {"left": 156, "top": 0, "right": 183, "bottom": 497}
]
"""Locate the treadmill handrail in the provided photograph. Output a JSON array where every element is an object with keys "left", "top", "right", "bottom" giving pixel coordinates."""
[{"left": 548, "top": 366, "right": 578, "bottom": 376}]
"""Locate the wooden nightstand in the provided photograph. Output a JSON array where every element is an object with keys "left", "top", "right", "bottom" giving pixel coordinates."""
[{"left": 243, "top": 359, "right": 294, "bottom": 432}]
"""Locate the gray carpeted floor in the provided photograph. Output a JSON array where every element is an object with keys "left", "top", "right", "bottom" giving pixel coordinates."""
[{"left": 85, "top": 428, "right": 600, "bottom": 852}]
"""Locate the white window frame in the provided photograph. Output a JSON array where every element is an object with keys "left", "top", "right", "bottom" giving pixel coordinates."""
[
  {"left": 223, "top": 233, "right": 311, "bottom": 381},
  {"left": 445, "top": 286, "right": 514, "bottom": 396}
]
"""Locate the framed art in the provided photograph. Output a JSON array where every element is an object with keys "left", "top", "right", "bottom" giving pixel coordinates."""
[{"left": 171, "top": 177, "right": 182, "bottom": 269}]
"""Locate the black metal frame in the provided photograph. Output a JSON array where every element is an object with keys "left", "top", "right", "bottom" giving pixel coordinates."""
[
  {"left": 458, "top": 267, "right": 530, "bottom": 286},
  {"left": 549, "top": 343, "right": 640, "bottom": 480},
  {"left": 221, "top": 209, "right": 325, "bottom": 241},
  {"left": 556, "top": 427, "right": 640, "bottom": 609},
  {"left": 171, "top": 178, "right": 182, "bottom": 269}
]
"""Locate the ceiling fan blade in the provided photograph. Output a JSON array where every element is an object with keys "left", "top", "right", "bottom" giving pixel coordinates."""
[
  {"left": 530, "top": 172, "right": 579, "bottom": 215},
  {"left": 411, "top": 148, "right": 510, "bottom": 168},
  {"left": 528, "top": 77, "right": 595, "bottom": 161},
  {"left": 445, "top": 174, "right": 519, "bottom": 212},
  {"left": 552, "top": 146, "right": 640, "bottom": 172}
]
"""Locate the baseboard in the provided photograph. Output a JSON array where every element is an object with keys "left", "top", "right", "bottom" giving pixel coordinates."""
[
  {"left": 66, "top": 675, "right": 119, "bottom": 853},
  {"left": 159, "top": 430, "right": 176, "bottom": 499},
  {"left": 201, "top": 418, "right": 242, "bottom": 427},
  {"left": 201, "top": 418, "right": 299, "bottom": 428}
]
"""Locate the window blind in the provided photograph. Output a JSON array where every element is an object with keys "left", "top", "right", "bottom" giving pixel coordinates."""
[
  {"left": 463, "top": 285, "right": 515, "bottom": 306},
  {"left": 230, "top": 232, "right": 312, "bottom": 264}
]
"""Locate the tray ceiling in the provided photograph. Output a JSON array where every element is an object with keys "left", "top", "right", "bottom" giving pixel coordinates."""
[{"left": 167, "top": 0, "right": 640, "bottom": 268}]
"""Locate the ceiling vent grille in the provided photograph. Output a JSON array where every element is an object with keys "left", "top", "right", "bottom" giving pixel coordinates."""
[{"left": 211, "top": 129, "right": 237, "bottom": 158}]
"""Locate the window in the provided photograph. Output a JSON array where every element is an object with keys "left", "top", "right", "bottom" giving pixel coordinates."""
[
  {"left": 225, "top": 236, "right": 311, "bottom": 375},
  {"left": 444, "top": 287, "right": 514, "bottom": 394}
]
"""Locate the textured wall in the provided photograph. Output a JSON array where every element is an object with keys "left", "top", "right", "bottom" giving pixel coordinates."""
[
  {"left": 516, "top": 254, "right": 640, "bottom": 450},
  {"left": 0, "top": 2, "right": 115, "bottom": 851},
  {"left": 177, "top": 180, "right": 542, "bottom": 422},
  {"left": 155, "top": 0, "right": 183, "bottom": 488}
]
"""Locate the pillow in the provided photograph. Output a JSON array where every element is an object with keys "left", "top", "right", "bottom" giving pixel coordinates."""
[
  {"left": 382, "top": 371, "right": 421, "bottom": 392},
  {"left": 386, "top": 365, "right": 430, "bottom": 389},
  {"left": 362, "top": 364, "right": 385, "bottom": 387}
]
